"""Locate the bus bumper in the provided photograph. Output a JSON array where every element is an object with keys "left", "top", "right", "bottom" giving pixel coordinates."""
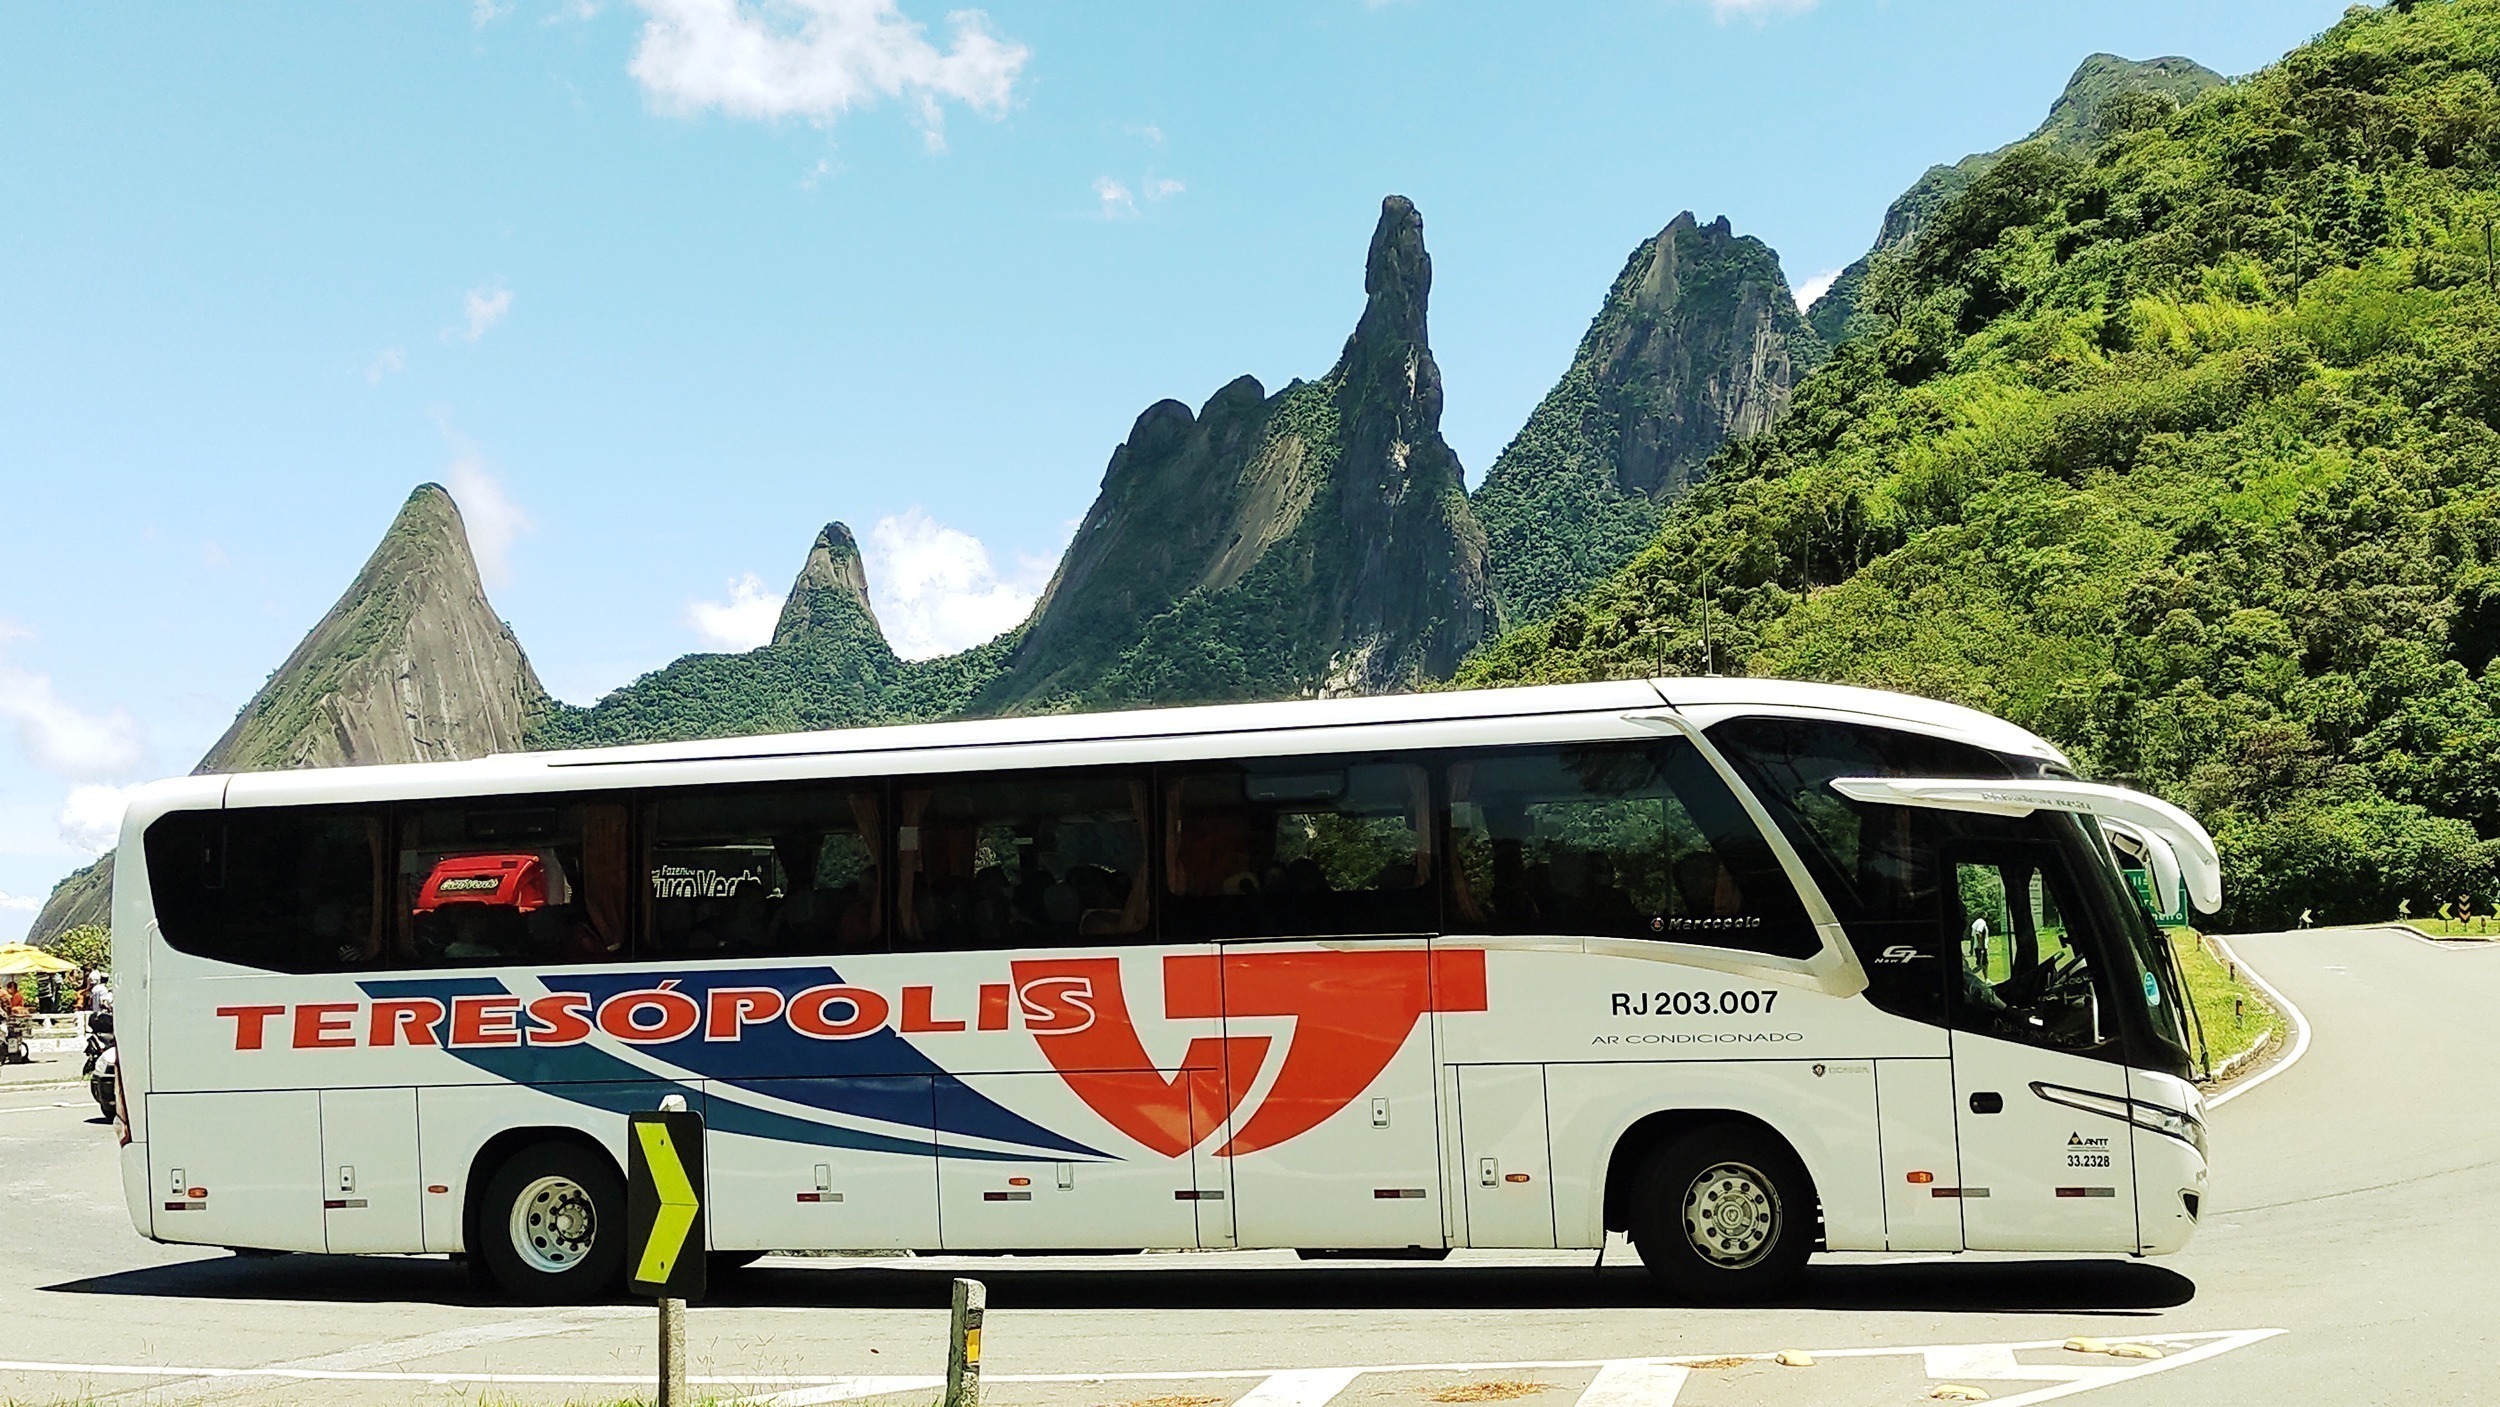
[{"left": 2133, "top": 1127, "right": 2207, "bottom": 1255}]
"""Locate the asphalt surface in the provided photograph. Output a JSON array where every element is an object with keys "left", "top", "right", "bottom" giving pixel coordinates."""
[{"left": 1, "top": 927, "right": 2493, "bottom": 1406}]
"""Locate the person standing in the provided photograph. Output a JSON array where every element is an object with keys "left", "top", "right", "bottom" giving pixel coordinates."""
[{"left": 87, "top": 972, "right": 112, "bottom": 1015}]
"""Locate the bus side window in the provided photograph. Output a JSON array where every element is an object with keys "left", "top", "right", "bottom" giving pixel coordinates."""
[
  {"left": 1444, "top": 741, "right": 1817, "bottom": 958},
  {"left": 643, "top": 785, "right": 884, "bottom": 957},
  {"left": 895, "top": 769, "right": 1147, "bottom": 951},
  {"left": 1162, "top": 756, "right": 1433, "bottom": 940},
  {"left": 395, "top": 799, "right": 629, "bottom": 968},
  {"left": 144, "top": 807, "right": 386, "bottom": 974},
  {"left": 1948, "top": 847, "right": 2113, "bottom": 1053}
]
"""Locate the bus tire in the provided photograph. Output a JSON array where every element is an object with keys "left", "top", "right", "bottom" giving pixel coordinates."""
[
  {"left": 1626, "top": 1123, "right": 1811, "bottom": 1303},
  {"left": 476, "top": 1141, "right": 625, "bottom": 1303}
]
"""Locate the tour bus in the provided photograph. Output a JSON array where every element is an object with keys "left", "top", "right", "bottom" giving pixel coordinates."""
[{"left": 109, "top": 679, "right": 2219, "bottom": 1303}]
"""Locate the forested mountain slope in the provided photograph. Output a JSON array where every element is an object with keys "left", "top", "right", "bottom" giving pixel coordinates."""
[
  {"left": 1460, "top": 0, "right": 2500, "bottom": 929},
  {"left": 1472, "top": 212, "right": 1822, "bottom": 627},
  {"left": 1806, "top": 54, "right": 2224, "bottom": 344},
  {"left": 532, "top": 523, "right": 1014, "bottom": 747}
]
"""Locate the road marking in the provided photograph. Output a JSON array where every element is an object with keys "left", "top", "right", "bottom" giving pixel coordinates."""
[
  {"left": 0, "top": 1100, "right": 86, "bottom": 1114},
  {"left": 107, "top": 1314, "right": 616, "bottom": 1404},
  {"left": 2205, "top": 935, "right": 2313, "bottom": 1109},
  {"left": 1232, "top": 1368, "right": 1364, "bottom": 1407},
  {"left": 0, "top": 1329, "right": 2284, "bottom": 1396},
  {"left": 1572, "top": 1359, "right": 1688, "bottom": 1407},
  {"left": 744, "top": 1376, "right": 943, "bottom": 1405}
]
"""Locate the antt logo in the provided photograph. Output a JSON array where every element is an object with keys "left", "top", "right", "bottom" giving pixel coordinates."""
[{"left": 1012, "top": 949, "right": 1487, "bottom": 1159}]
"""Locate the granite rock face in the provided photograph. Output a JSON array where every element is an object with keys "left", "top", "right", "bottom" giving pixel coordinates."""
[
  {"left": 980, "top": 194, "right": 1491, "bottom": 709},
  {"left": 28, "top": 485, "right": 546, "bottom": 944},
  {"left": 1472, "top": 212, "right": 1822, "bottom": 626}
]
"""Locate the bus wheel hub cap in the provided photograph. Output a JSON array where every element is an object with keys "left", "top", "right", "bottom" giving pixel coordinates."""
[
  {"left": 1684, "top": 1162, "right": 1778, "bottom": 1266},
  {"left": 512, "top": 1175, "right": 596, "bottom": 1274}
]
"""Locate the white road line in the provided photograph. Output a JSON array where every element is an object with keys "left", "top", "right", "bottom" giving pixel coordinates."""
[
  {"left": 1572, "top": 1359, "right": 1688, "bottom": 1407},
  {"left": 1970, "top": 1329, "right": 2285, "bottom": 1407},
  {"left": 2205, "top": 934, "right": 2313, "bottom": 1109},
  {"left": 0, "top": 1100, "right": 85, "bottom": 1114},
  {"left": 743, "top": 1375, "right": 943, "bottom": 1405},
  {"left": 105, "top": 1314, "right": 616, "bottom": 1404},
  {"left": 0, "top": 1330, "right": 2286, "bottom": 1392},
  {"left": 1232, "top": 1367, "right": 1365, "bottom": 1407}
]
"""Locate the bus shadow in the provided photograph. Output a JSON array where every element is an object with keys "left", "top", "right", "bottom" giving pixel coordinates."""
[{"left": 47, "top": 1255, "right": 2194, "bottom": 1315}]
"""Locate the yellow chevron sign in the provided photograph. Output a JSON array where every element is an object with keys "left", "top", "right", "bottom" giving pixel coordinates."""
[{"left": 627, "top": 1109, "right": 707, "bottom": 1299}]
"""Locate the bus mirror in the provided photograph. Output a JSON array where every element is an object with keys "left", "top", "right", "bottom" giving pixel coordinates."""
[
  {"left": 2101, "top": 818, "right": 2184, "bottom": 919},
  {"left": 1828, "top": 776, "right": 2222, "bottom": 916}
]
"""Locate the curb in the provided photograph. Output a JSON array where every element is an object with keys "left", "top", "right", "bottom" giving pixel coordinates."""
[{"left": 2201, "top": 934, "right": 2311, "bottom": 1110}]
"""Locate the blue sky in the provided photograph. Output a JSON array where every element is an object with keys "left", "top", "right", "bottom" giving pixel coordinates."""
[{"left": 0, "top": 0, "right": 2355, "bottom": 937}]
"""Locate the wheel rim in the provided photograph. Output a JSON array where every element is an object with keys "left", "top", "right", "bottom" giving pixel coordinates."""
[
  {"left": 1680, "top": 1159, "right": 1781, "bottom": 1268},
  {"left": 509, "top": 1174, "right": 597, "bottom": 1275}
]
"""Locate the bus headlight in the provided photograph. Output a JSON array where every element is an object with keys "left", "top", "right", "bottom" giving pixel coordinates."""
[{"left": 2030, "top": 1082, "right": 2206, "bottom": 1156}]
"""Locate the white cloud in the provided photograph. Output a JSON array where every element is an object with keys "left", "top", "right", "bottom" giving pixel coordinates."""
[
  {"left": 366, "top": 347, "right": 407, "bottom": 384},
  {"left": 1093, "top": 175, "right": 1136, "bottom": 219},
  {"left": 687, "top": 572, "right": 786, "bottom": 651},
  {"left": 1708, "top": 0, "right": 1815, "bottom": 18},
  {"left": 57, "top": 784, "right": 137, "bottom": 855},
  {"left": 473, "top": 0, "right": 514, "bottom": 26},
  {"left": 460, "top": 286, "right": 513, "bottom": 341},
  {"left": 627, "top": 0, "right": 1029, "bottom": 146},
  {"left": 0, "top": 891, "right": 40, "bottom": 914},
  {"left": 1146, "top": 177, "right": 1184, "bottom": 201},
  {"left": 1793, "top": 267, "right": 1842, "bottom": 310},
  {"left": 0, "top": 629, "right": 147, "bottom": 781},
  {"left": 446, "top": 451, "right": 532, "bottom": 587},
  {"left": 864, "top": 508, "right": 1047, "bottom": 659}
]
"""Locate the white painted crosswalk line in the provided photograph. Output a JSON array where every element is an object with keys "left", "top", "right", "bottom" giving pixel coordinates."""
[
  {"left": 1573, "top": 1360, "right": 1690, "bottom": 1407},
  {"left": 1232, "top": 1367, "right": 1365, "bottom": 1407},
  {"left": 746, "top": 1375, "right": 943, "bottom": 1405}
]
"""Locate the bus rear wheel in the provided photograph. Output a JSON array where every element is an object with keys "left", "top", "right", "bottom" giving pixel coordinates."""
[
  {"left": 1627, "top": 1124, "right": 1811, "bottom": 1303},
  {"left": 477, "top": 1141, "right": 625, "bottom": 1303}
]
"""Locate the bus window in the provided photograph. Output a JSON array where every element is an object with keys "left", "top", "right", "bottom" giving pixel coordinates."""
[
  {"left": 896, "top": 770, "right": 1147, "bottom": 951},
  {"left": 395, "top": 799, "right": 629, "bottom": 968},
  {"left": 1163, "top": 757, "right": 1433, "bottom": 940},
  {"left": 1949, "top": 846, "right": 2113, "bottom": 1053},
  {"left": 145, "top": 807, "right": 386, "bottom": 973},
  {"left": 644, "top": 785, "right": 883, "bottom": 956},
  {"left": 1446, "top": 742, "right": 1818, "bottom": 957}
]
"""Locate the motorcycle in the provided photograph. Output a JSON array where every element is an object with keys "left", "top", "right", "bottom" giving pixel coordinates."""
[
  {"left": 0, "top": 1014, "right": 27, "bottom": 1066},
  {"left": 83, "top": 1011, "right": 117, "bottom": 1119}
]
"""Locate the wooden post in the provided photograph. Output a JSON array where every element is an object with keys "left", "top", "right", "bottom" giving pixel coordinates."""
[
  {"left": 659, "top": 1296, "right": 687, "bottom": 1406},
  {"left": 946, "top": 1277, "right": 986, "bottom": 1407}
]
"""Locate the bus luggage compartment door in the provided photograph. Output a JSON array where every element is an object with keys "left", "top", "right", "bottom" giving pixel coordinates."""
[
  {"left": 1455, "top": 1065, "right": 1554, "bottom": 1248},
  {"left": 147, "top": 1090, "right": 325, "bottom": 1252},
  {"left": 319, "top": 1086, "right": 421, "bottom": 1253}
]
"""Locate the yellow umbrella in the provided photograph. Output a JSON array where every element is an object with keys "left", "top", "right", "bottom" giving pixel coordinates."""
[{"left": 0, "top": 944, "right": 83, "bottom": 976}]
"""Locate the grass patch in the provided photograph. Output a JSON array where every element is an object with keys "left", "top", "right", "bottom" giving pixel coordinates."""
[
  {"left": 1677, "top": 1357, "right": 1753, "bottom": 1370},
  {"left": 2397, "top": 916, "right": 2500, "bottom": 940},
  {"left": 1102, "top": 1396, "right": 1226, "bottom": 1407},
  {"left": 2171, "top": 929, "right": 2279, "bottom": 1074}
]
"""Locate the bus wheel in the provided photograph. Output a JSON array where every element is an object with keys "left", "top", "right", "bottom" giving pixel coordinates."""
[
  {"left": 477, "top": 1141, "right": 625, "bottom": 1303},
  {"left": 1627, "top": 1124, "right": 1810, "bottom": 1303}
]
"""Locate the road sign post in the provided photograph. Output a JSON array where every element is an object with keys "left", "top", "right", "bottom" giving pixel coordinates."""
[
  {"left": 628, "top": 1106, "right": 706, "bottom": 1407},
  {"left": 947, "top": 1277, "right": 985, "bottom": 1407}
]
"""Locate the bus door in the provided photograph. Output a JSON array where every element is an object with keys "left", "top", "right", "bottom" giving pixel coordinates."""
[
  {"left": 1943, "top": 842, "right": 2138, "bottom": 1251},
  {"left": 1214, "top": 939, "right": 1453, "bottom": 1249},
  {"left": 1162, "top": 755, "right": 1455, "bottom": 1251}
]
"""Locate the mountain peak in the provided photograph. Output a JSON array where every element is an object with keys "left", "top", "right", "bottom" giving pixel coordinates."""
[
  {"left": 196, "top": 484, "right": 544, "bottom": 774},
  {"left": 1347, "top": 194, "right": 1433, "bottom": 369},
  {"left": 773, "top": 521, "right": 881, "bottom": 648}
]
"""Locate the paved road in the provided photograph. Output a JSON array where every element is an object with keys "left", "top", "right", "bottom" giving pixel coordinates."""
[{"left": 2, "top": 928, "right": 2494, "bottom": 1405}]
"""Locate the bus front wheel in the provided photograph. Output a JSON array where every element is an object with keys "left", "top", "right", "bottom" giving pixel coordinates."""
[
  {"left": 1627, "top": 1124, "right": 1811, "bottom": 1303},
  {"left": 477, "top": 1141, "right": 626, "bottom": 1303}
]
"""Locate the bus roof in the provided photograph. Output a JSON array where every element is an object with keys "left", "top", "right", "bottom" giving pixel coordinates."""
[{"left": 165, "top": 677, "right": 2064, "bottom": 817}]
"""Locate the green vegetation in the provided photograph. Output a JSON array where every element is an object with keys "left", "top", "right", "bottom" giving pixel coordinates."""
[
  {"left": 2175, "top": 931, "right": 2281, "bottom": 1071},
  {"left": 39, "top": 924, "right": 110, "bottom": 974},
  {"left": 1461, "top": 0, "right": 2500, "bottom": 931}
]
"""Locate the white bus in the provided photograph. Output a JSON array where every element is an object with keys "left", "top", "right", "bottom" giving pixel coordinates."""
[{"left": 109, "top": 679, "right": 2218, "bottom": 1302}]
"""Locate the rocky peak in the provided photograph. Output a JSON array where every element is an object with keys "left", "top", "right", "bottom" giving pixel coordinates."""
[
  {"left": 772, "top": 521, "right": 882, "bottom": 648},
  {"left": 1472, "top": 211, "right": 1821, "bottom": 625},
  {"left": 197, "top": 483, "right": 545, "bottom": 773}
]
